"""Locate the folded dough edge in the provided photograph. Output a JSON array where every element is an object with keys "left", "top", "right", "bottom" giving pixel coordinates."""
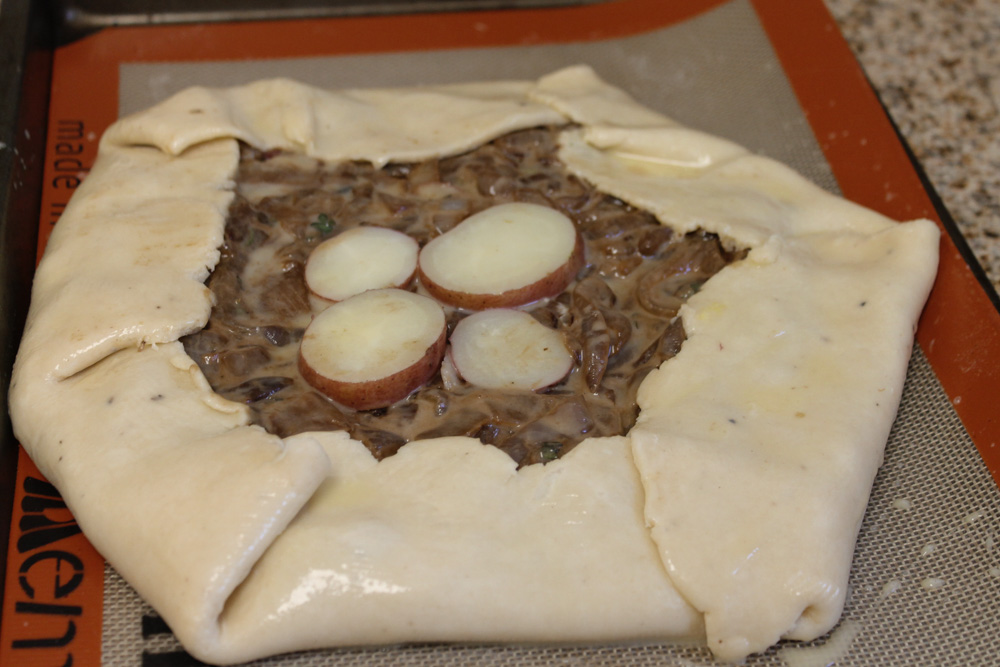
[{"left": 9, "top": 65, "right": 939, "bottom": 664}]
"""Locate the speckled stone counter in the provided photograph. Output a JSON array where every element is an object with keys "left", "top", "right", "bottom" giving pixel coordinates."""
[{"left": 824, "top": 0, "right": 1000, "bottom": 297}]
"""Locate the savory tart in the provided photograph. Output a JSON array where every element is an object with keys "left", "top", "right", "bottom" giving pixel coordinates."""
[{"left": 9, "top": 66, "right": 939, "bottom": 664}]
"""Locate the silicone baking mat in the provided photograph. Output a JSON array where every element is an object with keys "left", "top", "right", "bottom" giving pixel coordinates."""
[{"left": 3, "top": 0, "right": 999, "bottom": 665}]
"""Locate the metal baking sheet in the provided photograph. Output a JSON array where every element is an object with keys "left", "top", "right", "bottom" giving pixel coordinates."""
[
  {"left": 2, "top": 0, "right": 998, "bottom": 664},
  {"left": 0, "top": 0, "right": 52, "bottom": 614}
]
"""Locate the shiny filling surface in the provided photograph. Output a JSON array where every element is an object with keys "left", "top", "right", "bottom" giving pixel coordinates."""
[{"left": 182, "top": 127, "right": 741, "bottom": 466}]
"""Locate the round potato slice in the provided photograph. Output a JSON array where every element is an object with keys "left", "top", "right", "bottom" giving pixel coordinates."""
[
  {"left": 418, "top": 202, "right": 584, "bottom": 310},
  {"left": 299, "top": 288, "right": 446, "bottom": 410},
  {"left": 306, "top": 226, "right": 419, "bottom": 304},
  {"left": 449, "top": 309, "right": 573, "bottom": 391}
]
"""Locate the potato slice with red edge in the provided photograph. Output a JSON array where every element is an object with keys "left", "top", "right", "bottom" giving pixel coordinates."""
[
  {"left": 306, "top": 226, "right": 419, "bottom": 304},
  {"left": 418, "top": 203, "right": 584, "bottom": 310},
  {"left": 449, "top": 309, "right": 573, "bottom": 391},
  {"left": 299, "top": 288, "right": 446, "bottom": 410}
]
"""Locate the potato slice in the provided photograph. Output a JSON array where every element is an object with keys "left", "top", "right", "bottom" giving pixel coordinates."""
[
  {"left": 450, "top": 309, "right": 573, "bottom": 391},
  {"left": 306, "top": 226, "right": 419, "bottom": 304},
  {"left": 418, "top": 203, "right": 584, "bottom": 309},
  {"left": 299, "top": 288, "right": 446, "bottom": 410}
]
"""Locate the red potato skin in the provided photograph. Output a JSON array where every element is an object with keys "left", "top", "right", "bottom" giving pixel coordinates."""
[
  {"left": 417, "top": 233, "right": 585, "bottom": 310},
  {"left": 298, "top": 328, "right": 447, "bottom": 411},
  {"left": 308, "top": 269, "right": 418, "bottom": 305}
]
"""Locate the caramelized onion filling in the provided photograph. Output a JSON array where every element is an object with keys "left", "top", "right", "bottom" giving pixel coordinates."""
[{"left": 182, "top": 127, "right": 743, "bottom": 466}]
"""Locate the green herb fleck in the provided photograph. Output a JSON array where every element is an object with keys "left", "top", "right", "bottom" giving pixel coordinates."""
[
  {"left": 243, "top": 228, "right": 260, "bottom": 248},
  {"left": 311, "top": 213, "right": 336, "bottom": 235},
  {"left": 539, "top": 441, "right": 563, "bottom": 462}
]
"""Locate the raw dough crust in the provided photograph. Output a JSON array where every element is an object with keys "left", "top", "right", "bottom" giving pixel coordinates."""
[{"left": 9, "top": 66, "right": 939, "bottom": 664}]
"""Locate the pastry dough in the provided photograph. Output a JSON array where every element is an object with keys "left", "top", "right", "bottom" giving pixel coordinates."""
[{"left": 9, "top": 66, "right": 939, "bottom": 664}]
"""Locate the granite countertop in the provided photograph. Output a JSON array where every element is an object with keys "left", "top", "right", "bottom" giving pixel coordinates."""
[{"left": 824, "top": 0, "right": 1000, "bottom": 297}]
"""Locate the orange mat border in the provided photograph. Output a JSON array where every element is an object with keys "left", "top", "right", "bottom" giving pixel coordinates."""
[{"left": 5, "top": 1, "right": 998, "bottom": 663}]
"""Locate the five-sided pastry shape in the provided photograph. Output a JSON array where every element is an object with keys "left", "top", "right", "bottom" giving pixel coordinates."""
[{"left": 9, "top": 67, "right": 939, "bottom": 665}]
